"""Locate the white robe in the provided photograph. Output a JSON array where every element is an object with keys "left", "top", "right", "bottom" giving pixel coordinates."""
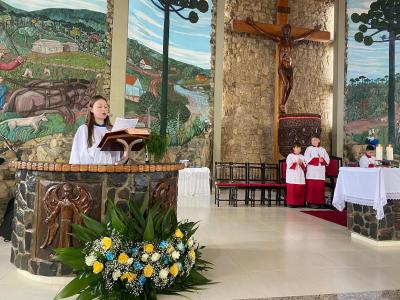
[
  {"left": 359, "top": 154, "right": 376, "bottom": 168},
  {"left": 69, "top": 124, "right": 120, "bottom": 164},
  {"left": 304, "top": 146, "right": 330, "bottom": 180},
  {"left": 286, "top": 153, "right": 306, "bottom": 184}
]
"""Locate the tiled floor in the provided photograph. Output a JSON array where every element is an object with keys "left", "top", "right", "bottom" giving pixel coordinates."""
[{"left": 1, "top": 195, "right": 400, "bottom": 299}]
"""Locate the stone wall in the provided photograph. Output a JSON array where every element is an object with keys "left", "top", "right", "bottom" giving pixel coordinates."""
[
  {"left": 347, "top": 201, "right": 400, "bottom": 241},
  {"left": 288, "top": 0, "right": 335, "bottom": 152},
  {"left": 103, "top": 0, "right": 114, "bottom": 97},
  {"left": 220, "top": 0, "right": 334, "bottom": 162},
  {"left": 11, "top": 168, "right": 178, "bottom": 276},
  {"left": 222, "top": 0, "right": 276, "bottom": 163}
]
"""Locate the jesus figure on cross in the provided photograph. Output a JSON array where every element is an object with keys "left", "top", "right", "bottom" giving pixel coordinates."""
[{"left": 246, "top": 17, "right": 321, "bottom": 114}]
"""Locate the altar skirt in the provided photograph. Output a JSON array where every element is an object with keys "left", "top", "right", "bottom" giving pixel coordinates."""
[
  {"left": 286, "top": 184, "right": 305, "bottom": 206},
  {"left": 306, "top": 179, "right": 325, "bottom": 205}
]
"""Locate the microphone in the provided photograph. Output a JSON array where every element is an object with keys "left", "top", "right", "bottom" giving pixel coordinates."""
[{"left": 0, "top": 132, "right": 21, "bottom": 161}]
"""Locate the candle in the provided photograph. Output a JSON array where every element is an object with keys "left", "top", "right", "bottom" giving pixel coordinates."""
[
  {"left": 386, "top": 144, "right": 394, "bottom": 161},
  {"left": 376, "top": 144, "right": 383, "bottom": 161}
]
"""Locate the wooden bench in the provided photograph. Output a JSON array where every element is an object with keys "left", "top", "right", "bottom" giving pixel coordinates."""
[{"left": 214, "top": 162, "right": 286, "bottom": 207}]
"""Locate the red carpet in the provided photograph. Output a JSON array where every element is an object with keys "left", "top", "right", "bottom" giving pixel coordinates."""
[{"left": 301, "top": 210, "right": 347, "bottom": 227}]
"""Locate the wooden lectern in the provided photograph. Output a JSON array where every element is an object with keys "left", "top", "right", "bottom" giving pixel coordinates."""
[{"left": 98, "top": 128, "right": 150, "bottom": 165}]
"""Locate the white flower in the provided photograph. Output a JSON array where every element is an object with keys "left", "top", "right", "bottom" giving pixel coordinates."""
[
  {"left": 112, "top": 269, "right": 121, "bottom": 281},
  {"left": 127, "top": 258, "right": 134, "bottom": 265},
  {"left": 187, "top": 238, "right": 194, "bottom": 248},
  {"left": 151, "top": 252, "right": 161, "bottom": 262},
  {"left": 171, "top": 251, "right": 180, "bottom": 260},
  {"left": 141, "top": 253, "right": 149, "bottom": 262},
  {"left": 85, "top": 254, "right": 96, "bottom": 266},
  {"left": 159, "top": 268, "right": 169, "bottom": 280}
]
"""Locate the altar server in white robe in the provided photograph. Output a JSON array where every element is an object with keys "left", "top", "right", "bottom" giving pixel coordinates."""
[
  {"left": 286, "top": 142, "right": 306, "bottom": 206},
  {"left": 304, "top": 136, "right": 330, "bottom": 206},
  {"left": 69, "top": 95, "right": 120, "bottom": 164},
  {"left": 359, "top": 145, "right": 376, "bottom": 168}
]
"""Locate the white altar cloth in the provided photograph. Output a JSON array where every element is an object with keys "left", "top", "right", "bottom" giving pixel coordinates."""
[
  {"left": 178, "top": 167, "right": 210, "bottom": 197},
  {"left": 333, "top": 167, "right": 400, "bottom": 220}
]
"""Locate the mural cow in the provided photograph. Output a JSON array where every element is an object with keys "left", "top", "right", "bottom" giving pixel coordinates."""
[{"left": 3, "top": 79, "right": 96, "bottom": 123}]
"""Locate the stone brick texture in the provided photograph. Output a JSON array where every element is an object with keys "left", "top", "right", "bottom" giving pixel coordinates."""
[{"left": 220, "top": 0, "right": 334, "bottom": 162}]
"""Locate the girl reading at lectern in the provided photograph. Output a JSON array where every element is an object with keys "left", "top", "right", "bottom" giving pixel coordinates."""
[{"left": 69, "top": 95, "right": 120, "bottom": 164}]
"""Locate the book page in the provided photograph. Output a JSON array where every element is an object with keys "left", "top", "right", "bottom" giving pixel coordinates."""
[{"left": 112, "top": 117, "right": 138, "bottom": 132}]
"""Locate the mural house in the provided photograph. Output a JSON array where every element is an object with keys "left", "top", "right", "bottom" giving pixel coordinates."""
[
  {"left": 32, "top": 39, "right": 79, "bottom": 54},
  {"left": 139, "top": 58, "right": 152, "bottom": 70},
  {"left": 125, "top": 73, "right": 143, "bottom": 102}
]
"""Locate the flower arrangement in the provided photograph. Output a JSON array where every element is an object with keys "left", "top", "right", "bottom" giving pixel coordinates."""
[{"left": 53, "top": 193, "right": 212, "bottom": 300}]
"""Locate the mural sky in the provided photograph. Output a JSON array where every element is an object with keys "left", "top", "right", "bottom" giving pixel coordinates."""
[
  {"left": 3, "top": 0, "right": 106, "bottom": 13},
  {"left": 347, "top": 0, "right": 400, "bottom": 81},
  {"left": 128, "top": 0, "right": 211, "bottom": 69}
]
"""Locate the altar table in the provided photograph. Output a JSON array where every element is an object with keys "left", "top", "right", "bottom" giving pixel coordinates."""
[
  {"left": 178, "top": 167, "right": 210, "bottom": 197},
  {"left": 333, "top": 167, "right": 400, "bottom": 220}
]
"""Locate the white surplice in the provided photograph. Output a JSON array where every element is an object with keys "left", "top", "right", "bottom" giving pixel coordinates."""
[
  {"left": 286, "top": 153, "right": 306, "bottom": 184},
  {"left": 304, "top": 146, "right": 330, "bottom": 180},
  {"left": 359, "top": 154, "right": 376, "bottom": 168},
  {"left": 69, "top": 124, "right": 120, "bottom": 164}
]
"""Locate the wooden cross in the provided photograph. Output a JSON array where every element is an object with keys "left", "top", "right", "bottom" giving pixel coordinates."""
[{"left": 232, "top": 0, "right": 331, "bottom": 162}]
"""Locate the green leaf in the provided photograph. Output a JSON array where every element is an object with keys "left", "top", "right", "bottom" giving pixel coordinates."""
[
  {"left": 351, "top": 13, "right": 360, "bottom": 23},
  {"left": 140, "top": 190, "right": 150, "bottom": 214},
  {"left": 359, "top": 24, "right": 368, "bottom": 33},
  {"left": 110, "top": 207, "right": 126, "bottom": 234},
  {"left": 188, "top": 270, "right": 212, "bottom": 285},
  {"left": 70, "top": 224, "right": 97, "bottom": 242},
  {"left": 364, "top": 36, "right": 374, "bottom": 46},
  {"left": 128, "top": 200, "right": 146, "bottom": 227},
  {"left": 54, "top": 275, "right": 93, "bottom": 300},
  {"left": 76, "top": 288, "right": 98, "bottom": 300},
  {"left": 354, "top": 32, "right": 364, "bottom": 43},
  {"left": 53, "top": 247, "right": 85, "bottom": 270},
  {"left": 81, "top": 214, "right": 106, "bottom": 235},
  {"left": 143, "top": 210, "right": 155, "bottom": 241}
]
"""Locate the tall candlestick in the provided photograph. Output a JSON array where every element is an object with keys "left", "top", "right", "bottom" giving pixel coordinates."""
[
  {"left": 386, "top": 144, "right": 393, "bottom": 161},
  {"left": 376, "top": 144, "right": 383, "bottom": 161}
]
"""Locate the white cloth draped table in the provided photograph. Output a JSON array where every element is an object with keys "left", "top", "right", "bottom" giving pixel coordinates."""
[
  {"left": 178, "top": 167, "right": 210, "bottom": 197},
  {"left": 333, "top": 167, "right": 400, "bottom": 220}
]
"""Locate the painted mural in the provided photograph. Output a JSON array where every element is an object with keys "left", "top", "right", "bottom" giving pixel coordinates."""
[
  {"left": 345, "top": 0, "right": 400, "bottom": 162},
  {"left": 126, "top": 0, "right": 212, "bottom": 166},
  {"left": 0, "top": 0, "right": 109, "bottom": 162}
]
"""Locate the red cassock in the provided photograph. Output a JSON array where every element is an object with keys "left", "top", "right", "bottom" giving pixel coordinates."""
[
  {"left": 304, "top": 146, "right": 330, "bottom": 205},
  {"left": 285, "top": 153, "right": 306, "bottom": 206}
]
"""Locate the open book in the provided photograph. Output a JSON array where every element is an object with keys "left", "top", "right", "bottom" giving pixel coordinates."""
[
  {"left": 98, "top": 117, "right": 150, "bottom": 151},
  {"left": 112, "top": 117, "right": 138, "bottom": 132}
]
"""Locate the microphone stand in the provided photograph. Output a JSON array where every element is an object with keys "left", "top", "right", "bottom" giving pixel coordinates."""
[{"left": 0, "top": 132, "right": 21, "bottom": 161}]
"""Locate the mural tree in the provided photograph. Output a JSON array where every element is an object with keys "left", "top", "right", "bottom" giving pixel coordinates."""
[
  {"left": 150, "top": 0, "right": 209, "bottom": 136},
  {"left": 352, "top": 0, "right": 400, "bottom": 146}
]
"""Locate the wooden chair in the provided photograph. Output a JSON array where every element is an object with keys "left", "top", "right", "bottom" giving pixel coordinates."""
[{"left": 214, "top": 162, "right": 247, "bottom": 206}]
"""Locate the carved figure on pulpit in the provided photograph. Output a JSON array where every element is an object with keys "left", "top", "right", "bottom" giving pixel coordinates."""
[
  {"left": 245, "top": 17, "right": 321, "bottom": 114},
  {"left": 41, "top": 182, "right": 93, "bottom": 249}
]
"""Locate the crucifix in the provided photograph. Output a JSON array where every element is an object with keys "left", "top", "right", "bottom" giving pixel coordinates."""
[{"left": 232, "top": 0, "right": 331, "bottom": 161}]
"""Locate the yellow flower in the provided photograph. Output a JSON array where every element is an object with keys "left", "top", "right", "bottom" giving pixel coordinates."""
[
  {"left": 170, "top": 263, "right": 179, "bottom": 277},
  {"left": 144, "top": 244, "right": 154, "bottom": 253},
  {"left": 143, "top": 264, "right": 154, "bottom": 277},
  {"left": 102, "top": 237, "right": 112, "bottom": 251},
  {"left": 175, "top": 229, "right": 184, "bottom": 239},
  {"left": 118, "top": 252, "right": 129, "bottom": 265},
  {"left": 167, "top": 245, "right": 175, "bottom": 253},
  {"left": 121, "top": 272, "right": 136, "bottom": 282},
  {"left": 93, "top": 261, "right": 104, "bottom": 274},
  {"left": 188, "top": 249, "right": 196, "bottom": 261}
]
